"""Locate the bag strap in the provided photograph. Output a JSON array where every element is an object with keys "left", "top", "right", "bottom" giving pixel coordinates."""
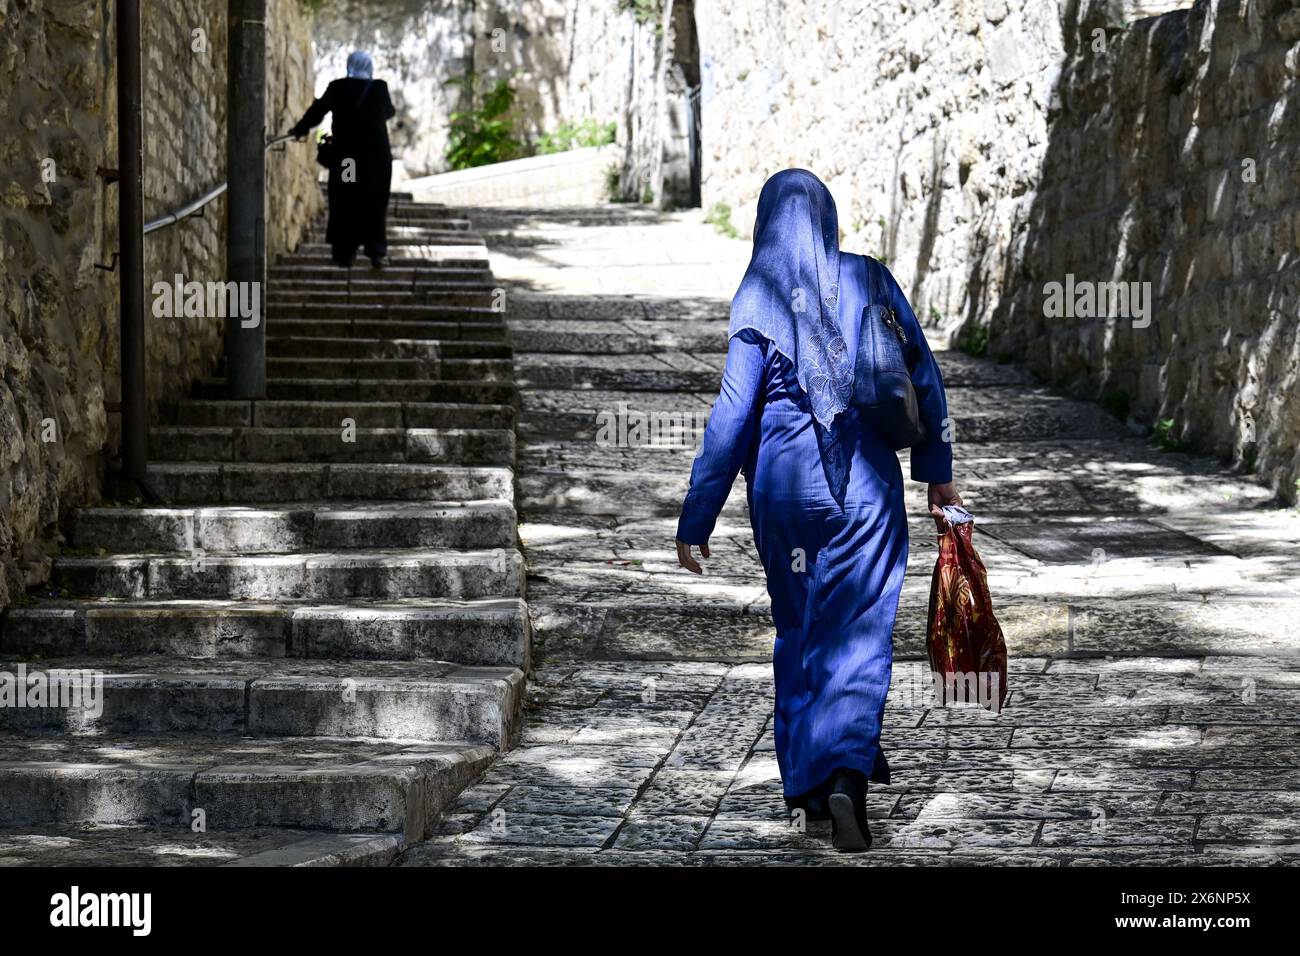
[
  {"left": 342, "top": 79, "right": 374, "bottom": 122},
  {"left": 864, "top": 254, "right": 881, "bottom": 309}
]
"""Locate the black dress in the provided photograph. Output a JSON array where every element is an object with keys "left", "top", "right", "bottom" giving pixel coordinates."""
[{"left": 291, "top": 77, "right": 397, "bottom": 265}]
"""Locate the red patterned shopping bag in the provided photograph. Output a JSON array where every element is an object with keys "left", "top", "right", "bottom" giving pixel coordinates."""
[{"left": 926, "top": 506, "right": 1009, "bottom": 712}]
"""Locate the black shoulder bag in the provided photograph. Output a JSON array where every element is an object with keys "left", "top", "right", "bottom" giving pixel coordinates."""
[{"left": 850, "top": 255, "right": 927, "bottom": 450}]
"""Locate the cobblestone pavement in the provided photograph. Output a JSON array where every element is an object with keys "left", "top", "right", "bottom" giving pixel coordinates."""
[{"left": 401, "top": 206, "right": 1300, "bottom": 866}]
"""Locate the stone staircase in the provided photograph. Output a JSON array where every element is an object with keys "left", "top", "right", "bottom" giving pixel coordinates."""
[{"left": 0, "top": 195, "right": 529, "bottom": 865}]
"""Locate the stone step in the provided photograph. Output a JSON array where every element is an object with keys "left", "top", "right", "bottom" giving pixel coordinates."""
[
  {"left": 261, "top": 317, "right": 508, "bottom": 342},
  {"left": 509, "top": 318, "right": 727, "bottom": 354},
  {"left": 269, "top": 265, "right": 491, "bottom": 283},
  {"left": 139, "top": 461, "right": 513, "bottom": 504},
  {"left": 275, "top": 254, "right": 488, "bottom": 269},
  {"left": 0, "top": 734, "right": 497, "bottom": 839},
  {"left": 307, "top": 229, "right": 476, "bottom": 245},
  {"left": 294, "top": 242, "right": 486, "bottom": 260},
  {"left": 166, "top": 399, "right": 516, "bottom": 431},
  {"left": 263, "top": 302, "right": 506, "bottom": 323},
  {"left": 382, "top": 212, "right": 466, "bottom": 226},
  {"left": 147, "top": 426, "right": 515, "bottom": 465},
  {"left": 254, "top": 358, "right": 514, "bottom": 383},
  {"left": 268, "top": 288, "right": 494, "bottom": 307},
  {"left": 51, "top": 547, "right": 523, "bottom": 600},
  {"left": 383, "top": 211, "right": 469, "bottom": 226},
  {"left": 262, "top": 335, "right": 509, "bottom": 362},
  {"left": 2, "top": 597, "right": 529, "bottom": 665},
  {"left": 0, "top": 658, "right": 524, "bottom": 745},
  {"left": 0, "top": 823, "right": 410, "bottom": 867},
  {"left": 515, "top": 353, "right": 723, "bottom": 391},
  {"left": 68, "top": 501, "right": 517, "bottom": 553},
  {"left": 269, "top": 279, "right": 493, "bottom": 297},
  {"left": 264, "top": 358, "right": 435, "bottom": 381},
  {"left": 193, "top": 377, "right": 517, "bottom": 404}
]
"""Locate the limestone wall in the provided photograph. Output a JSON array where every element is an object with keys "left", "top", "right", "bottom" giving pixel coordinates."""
[
  {"left": 694, "top": 0, "right": 1298, "bottom": 501},
  {"left": 989, "top": 0, "right": 1300, "bottom": 502},
  {"left": 0, "top": 0, "right": 320, "bottom": 604}
]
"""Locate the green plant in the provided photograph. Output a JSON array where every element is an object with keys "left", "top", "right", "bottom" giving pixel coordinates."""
[
  {"left": 537, "top": 119, "right": 616, "bottom": 155},
  {"left": 445, "top": 74, "right": 522, "bottom": 170},
  {"left": 1241, "top": 445, "right": 1258, "bottom": 473},
  {"left": 298, "top": 0, "right": 329, "bottom": 12},
  {"left": 961, "top": 324, "right": 989, "bottom": 358},
  {"left": 705, "top": 202, "right": 740, "bottom": 238},
  {"left": 617, "top": 0, "right": 662, "bottom": 26},
  {"left": 605, "top": 163, "right": 625, "bottom": 202},
  {"left": 1154, "top": 418, "right": 1184, "bottom": 452}
]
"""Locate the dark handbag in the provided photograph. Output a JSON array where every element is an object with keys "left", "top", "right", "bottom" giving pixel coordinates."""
[
  {"left": 315, "top": 79, "right": 374, "bottom": 169},
  {"left": 851, "top": 255, "right": 926, "bottom": 449}
]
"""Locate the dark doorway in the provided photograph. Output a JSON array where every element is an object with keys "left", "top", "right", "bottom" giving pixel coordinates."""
[{"left": 662, "top": 0, "right": 701, "bottom": 208}]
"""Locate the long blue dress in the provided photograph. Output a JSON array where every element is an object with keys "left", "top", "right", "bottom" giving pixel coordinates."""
[{"left": 677, "top": 253, "right": 952, "bottom": 799}]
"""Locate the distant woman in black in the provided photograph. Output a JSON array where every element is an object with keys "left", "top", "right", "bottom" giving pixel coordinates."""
[{"left": 291, "top": 51, "right": 396, "bottom": 269}]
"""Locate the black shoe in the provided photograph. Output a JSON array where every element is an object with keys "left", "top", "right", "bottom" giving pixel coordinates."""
[{"left": 827, "top": 769, "right": 871, "bottom": 852}]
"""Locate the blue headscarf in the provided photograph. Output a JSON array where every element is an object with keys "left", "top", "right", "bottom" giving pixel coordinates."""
[
  {"left": 347, "top": 51, "right": 374, "bottom": 79},
  {"left": 728, "top": 169, "right": 858, "bottom": 504},
  {"left": 728, "top": 169, "right": 850, "bottom": 429}
]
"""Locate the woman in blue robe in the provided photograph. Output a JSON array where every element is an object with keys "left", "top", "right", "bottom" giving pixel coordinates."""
[{"left": 675, "top": 169, "right": 960, "bottom": 851}]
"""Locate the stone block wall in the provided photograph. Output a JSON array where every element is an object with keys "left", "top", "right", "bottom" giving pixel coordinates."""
[
  {"left": 267, "top": 0, "right": 324, "bottom": 263},
  {"left": 694, "top": 0, "right": 1298, "bottom": 501},
  {"left": 989, "top": 0, "right": 1300, "bottom": 501},
  {"left": 0, "top": 0, "right": 320, "bottom": 604}
]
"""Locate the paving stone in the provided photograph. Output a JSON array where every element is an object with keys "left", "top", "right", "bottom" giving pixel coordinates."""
[
  {"left": 613, "top": 814, "right": 709, "bottom": 850},
  {"left": 458, "top": 812, "right": 619, "bottom": 848},
  {"left": 496, "top": 785, "right": 638, "bottom": 818}
]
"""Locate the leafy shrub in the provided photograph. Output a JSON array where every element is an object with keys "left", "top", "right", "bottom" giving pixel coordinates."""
[
  {"left": 1154, "top": 418, "right": 1184, "bottom": 452},
  {"left": 537, "top": 119, "right": 616, "bottom": 155},
  {"left": 961, "top": 325, "right": 989, "bottom": 358},
  {"left": 605, "top": 164, "right": 625, "bottom": 202},
  {"left": 617, "top": 0, "right": 662, "bottom": 26},
  {"left": 705, "top": 203, "right": 739, "bottom": 238},
  {"left": 445, "top": 75, "right": 522, "bottom": 170}
]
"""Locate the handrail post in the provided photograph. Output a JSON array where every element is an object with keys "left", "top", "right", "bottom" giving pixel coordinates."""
[
  {"left": 117, "top": 0, "right": 148, "bottom": 487},
  {"left": 226, "top": 0, "right": 267, "bottom": 398}
]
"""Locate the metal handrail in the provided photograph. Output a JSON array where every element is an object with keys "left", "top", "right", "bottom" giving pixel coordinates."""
[{"left": 143, "top": 133, "right": 296, "bottom": 236}]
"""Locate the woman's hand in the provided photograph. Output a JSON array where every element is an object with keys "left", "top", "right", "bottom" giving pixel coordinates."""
[
  {"left": 928, "top": 482, "right": 962, "bottom": 534},
  {"left": 676, "top": 539, "right": 710, "bottom": 574}
]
